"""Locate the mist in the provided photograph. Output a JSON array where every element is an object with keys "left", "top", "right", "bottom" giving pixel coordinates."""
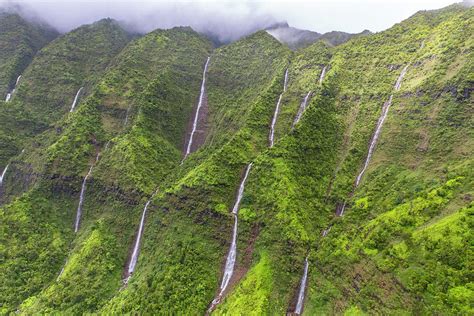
[{"left": 0, "top": 0, "right": 460, "bottom": 43}]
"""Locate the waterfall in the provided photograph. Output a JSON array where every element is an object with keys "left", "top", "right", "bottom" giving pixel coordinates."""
[
  {"left": 57, "top": 260, "right": 67, "bottom": 281},
  {"left": 208, "top": 163, "right": 253, "bottom": 311},
  {"left": 295, "top": 256, "right": 309, "bottom": 315},
  {"left": 336, "top": 202, "right": 347, "bottom": 217},
  {"left": 74, "top": 151, "right": 100, "bottom": 232},
  {"left": 69, "top": 87, "right": 84, "bottom": 112},
  {"left": 394, "top": 65, "right": 408, "bottom": 91},
  {"left": 124, "top": 105, "right": 132, "bottom": 126},
  {"left": 319, "top": 65, "right": 327, "bottom": 84},
  {"left": 283, "top": 68, "right": 289, "bottom": 92},
  {"left": 127, "top": 201, "right": 151, "bottom": 276},
  {"left": 292, "top": 91, "right": 312, "bottom": 128},
  {"left": 232, "top": 163, "right": 252, "bottom": 214},
  {"left": 125, "top": 189, "right": 159, "bottom": 282},
  {"left": 4, "top": 75, "right": 21, "bottom": 102},
  {"left": 0, "top": 164, "right": 9, "bottom": 186},
  {"left": 269, "top": 69, "right": 289, "bottom": 147},
  {"left": 322, "top": 226, "right": 332, "bottom": 237},
  {"left": 184, "top": 57, "right": 210, "bottom": 159},
  {"left": 354, "top": 66, "right": 408, "bottom": 188}
]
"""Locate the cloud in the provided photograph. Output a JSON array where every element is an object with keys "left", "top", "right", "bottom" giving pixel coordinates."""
[{"left": 0, "top": 0, "right": 457, "bottom": 42}]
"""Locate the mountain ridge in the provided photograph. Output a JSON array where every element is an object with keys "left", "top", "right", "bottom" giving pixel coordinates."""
[{"left": 0, "top": 3, "right": 472, "bottom": 315}]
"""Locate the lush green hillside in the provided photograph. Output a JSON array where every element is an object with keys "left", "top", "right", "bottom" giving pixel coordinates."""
[
  {"left": 0, "top": 13, "right": 57, "bottom": 98},
  {"left": 0, "top": 3, "right": 472, "bottom": 315},
  {"left": 0, "top": 18, "right": 131, "bottom": 176}
]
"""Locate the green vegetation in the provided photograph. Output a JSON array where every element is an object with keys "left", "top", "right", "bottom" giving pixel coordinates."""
[
  {"left": 0, "top": 13, "right": 57, "bottom": 97},
  {"left": 0, "top": 4, "right": 472, "bottom": 315}
]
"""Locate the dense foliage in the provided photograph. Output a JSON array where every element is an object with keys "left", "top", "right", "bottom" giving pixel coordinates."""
[{"left": 0, "top": 4, "right": 472, "bottom": 315}]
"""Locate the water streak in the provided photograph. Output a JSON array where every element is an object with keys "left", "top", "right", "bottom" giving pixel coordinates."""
[
  {"left": 295, "top": 256, "right": 309, "bottom": 315},
  {"left": 57, "top": 260, "right": 68, "bottom": 281},
  {"left": 74, "top": 152, "right": 100, "bottom": 232},
  {"left": 322, "top": 226, "right": 332, "bottom": 237},
  {"left": 209, "top": 163, "right": 253, "bottom": 311},
  {"left": 124, "top": 105, "right": 132, "bottom": 126},
  {"left": 0, "top": 164, "right": 9, "bottom": 186},
  {"left": 125, "top": 189, "right": 159, "bottom": 282},
  {"left": 319, "top": 65, "right": 327, "bottom": 84},
  {"left": 4, "top": 93, "right": 11, "bottom": 102},
  {"left": 269, "top": 69, "right": 289, "bottom": 147},
  {"left": 70, "top": 87, "right": 84, "bottom": 112},
  {"left": 354, "top": 65, "right": 408, "bottom": 188},
  {"left": 184, "top": 57, "right": 210, "bottom": 159},
  {"left": 283, "top": 68, "right": 289, "bottom": 92},
  {"left": 15, "top": 75, "right": 21, "bottom": 86},
  {"left": 292, "top": 91, "right": 312, "bottom": 128}
]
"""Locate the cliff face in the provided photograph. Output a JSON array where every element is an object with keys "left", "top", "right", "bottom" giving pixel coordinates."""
[{"left": 0, "top": 4, "right": 472, "bottom": 315}]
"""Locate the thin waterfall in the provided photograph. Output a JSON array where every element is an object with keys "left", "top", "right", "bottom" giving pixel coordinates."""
[
  {"left": 295, "top": 256, "right": 309, "bottom": 315},
  {"left": 292, "top": 91, "right": 312, "bottom": 128},
  {"left": 57, "top": 260, "right": 68, "bottom": 281},
  {"left": 208, "top": 163, "right": 253, "bottom": 312},
  {"left": 283, "top": 68, "right": 289, "bottom": 92},
  {"left": 322, "top": 226, "right": 332, "bottom": 237},
  {"left": 69, "top": 87, "right": 84, "bottom": 112},
  {"left": 74, "top": 151, "right": 100, "bottom": 232},
  {"left": 4, "top": 75, "right": 21, "bottom": 102},
  {"left": 354, "top": 65, "right": 408, "bottom": 188},
  {"left": 0, "top": 164, "right": 9, "bottom": 186},
  {"left": 319, "top": 65, "right": 327, "bottom": 84},
  {"left": 269, "top": 69, "right": 289, "bottom": 147},
  {"left": 124, "top": 105, "right": 132, "bottom": 126},
  {"left": 184, "top": 57, "right": 211, "bottom": 159},
  {"left": 124, "top": 189, "right": 159, "bottom": 283}
]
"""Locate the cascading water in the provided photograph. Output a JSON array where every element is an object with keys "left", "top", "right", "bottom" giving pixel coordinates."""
[
  {"left": 319, "top": 65, "right": 327, "bottom": 84},
  {"left": 74, "top": 151, "right": 101, "bottom": 232},
  {"left": 69, "top": 87, "right": 84, "bottom": 112},
  {"left": 208, "top": 163, "right": 253, "bottom": 312},
  {"left": 269, "top": 69, "right": 289, "bottom": 147},
  {"left": 124, "top": 189, "right": 159, "bottom": 283},
  {"left": 57, "top": 260, "right": 68, "bottom": 281},
  {"left": 354, "top": 65, "right": 408, "bottom": 188},
  {"left": 4, "top": 75, "right": 21, "bottom": 102},
  {"left": 292, "top": 91, "right": 312, "bottom": 128},
  {"left": 184, "top": 57, "right": 211, "bottom": 159},
  {"left": 124, "top": 105, "right": 132, "bottom": 126},
  {"left": 295, "top": 256, "right": 309, "bottom": 315},
  {"left": 0, "top": 164, "right": 9, "bottom": 186}
]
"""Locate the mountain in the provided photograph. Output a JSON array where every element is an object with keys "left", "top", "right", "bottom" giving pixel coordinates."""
[
  {"left": 266, "top": 22, "right": 371, "bottom": 49},
  {"left": 0, "top": 3, "right": 472, "bottom": 315},
  {"left": 0, "top": 13, "right": 58, "bottom": 99}
]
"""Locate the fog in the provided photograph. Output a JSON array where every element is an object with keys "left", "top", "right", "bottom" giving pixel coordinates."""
[{"left": 0, "top": 0, "right": 460, "bottom": 42}]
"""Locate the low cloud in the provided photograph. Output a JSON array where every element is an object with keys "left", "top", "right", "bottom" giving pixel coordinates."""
[{"left": 0, "top": 0, "right": 458, "bottom": 43}]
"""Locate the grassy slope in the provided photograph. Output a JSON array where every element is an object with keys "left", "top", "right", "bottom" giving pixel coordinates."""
[
  {"left": 0, "top": 18, "right": 130, "bottom": 174},
  {"left": 0, "top": 4, "right": 472, "bottom": 315},
  {"left": 0, "top": 13, "right": 57, "bottom": 98},
  {"left": 5, "top": 28, "right": 213, "bottom": 314},
  {"left": 304, "top": 5, "right": 473, "bottom": 315},
  {"left": 100, "top": 33, "right": 291, "bottom": 314}
]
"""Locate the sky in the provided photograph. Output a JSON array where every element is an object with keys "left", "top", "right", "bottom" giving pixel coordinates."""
[{"left": 0, "top": 0, "right": 463, "bottom": 42}]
